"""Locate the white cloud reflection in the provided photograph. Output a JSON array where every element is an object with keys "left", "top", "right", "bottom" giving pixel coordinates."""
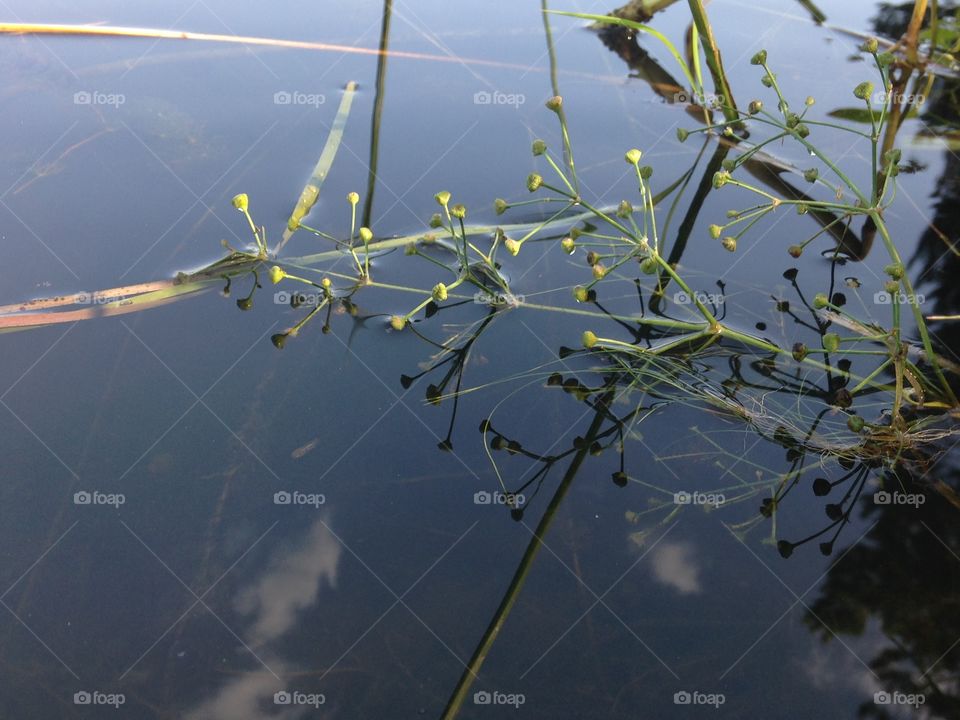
[{"left": 649, "top": 541, "right": 702, "bottom": 595}]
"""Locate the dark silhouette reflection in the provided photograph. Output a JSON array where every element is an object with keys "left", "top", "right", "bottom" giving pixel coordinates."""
[{"left": 804, "top": 457, "right": 960, "bottom": 719}]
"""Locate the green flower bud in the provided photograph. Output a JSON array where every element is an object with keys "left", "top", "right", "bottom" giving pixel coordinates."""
[
  {"left": 721, "top": 236, "right": 737, "bottom": 252},
  {"left": 450, "top": 204, "right": 466, "bottom": 219},
  {"left": 785, "top": 112, "right": 799, "bottom": 128},
  {"left": 269, "top": 266, "right": 285, "bottom": 285},
  {"left": 432, "top": 283, "right": 448, "bottom": 302},
  {"left": 346, "top": 191, "right": 360, "bottom": 205},
  {"left": 639, "top": 257, "right": 658, "bottom": 274},
  {"left": 712, "top": 170, "right": 730, "bottom": 189},
  {"left": 884, "top": 279, "right": 899, "bottom": 294},
  {"left": 721, "top": 158, "right": 736, "bottom": 172},
  {"left": 822, "top": 333, "right": 840, "bottom": 353},
  {"left": 236, "top": 297, "right": 253, "bottom": 311},
  {"left": 585, "top": 251, "right": 598, "bottom": 267},
  {"left": 231, "top": 193, "right": 249, "bottom": 211},
  {"left": 884, "top": 263, "right": 904, "bottom": 280},
  {"left": 494, "top": 198, "right": 509, "bottom": 215},
  {"left": 761, "top": 73, "right": 774, "bottom": 88},
  {"left": 404, "top": 241, "right": 417, "bottom": 255},
  {"left": 545, "top": 95, "right": 563, "bottom": 112},
  {"left": 708, "top": 224, "right": 723, "bottom": 239},
  {"left": 860, "top": 37, "right": 878, "bottom": 54},
  {"left": 359, "top": 227, "right": 373, "bottom": 243},
  {"left": 573, "top": 285, "right": 589, "bottom": 302},
  {"left": 271, "top": 333, "right": 288, "bottom": 349},
  {"left": 624, "top": 148, "right": 642, "bottom": 165},
  {"left": 796, "top": 204, "right": 809, "bottom": 215},
  {"left": 429, "top": 213, "right": 443, "bottom": 228},
  {"left": 788, "top": 245, "right": 803, "bottom": 258},
  {"left": 434, "top": 190, "right": 451, "bottom": 207},
  {"left": 561, "top": 237, "right": 575, "bottom": 254},
  {"left": 882, "top": 148, "right": 901, "bottom": 167},
  {"left": 592, "top": 262, "right": 607, "bottom": 280},
  {"left": 847, "top": 415, "right": 865, "bottom": 432},
  {"left": 876, "top": 52, "right": 894, "bottom": 67},
  {"left": 813, "top": 292, "right": 829, "bottom": 309},
  {"left": 389, "top": 315, "right": 406, "bottom": 331},
  {"left": 748, "top": 100, "right": 763, "bottom": 114},
  {"left": 750, "top": 50, "right": 767, "bottom": 66},
  {"left": 532, "top": 139, "right": 547, "bottom": 156},
  {"left": 640, "top": 165, "right": 653, "bottom": 179},
  {"left": 504, "top": 237, "right": 521, "bottom": 256},
  {"left": 526, "top": 173, "right": 543, "bottom": 192},
  {"left": 322, "top": 277, "right": 332, "bottom": 288},
  {"left": 582, "top": 330, "right": 598, "bottom": 349},
  {"left": 795, "top": 124, "right": 810, "bottom": 138},
  {"left": 617, "top": 200, "right": 633, "bottom": 218},
  {"left": 853, "top": 81, "right": 874, "bottom": 101},
  {"left": 792, "top": 342, "right": 807, "bottom": 361},
  {"left": 805, "top": 96, "right": 815, "bottom": 106},
  {"left": 803, "top": 168, "right": 819, "bottom": 183},
  {"left": 676, "top": 128, "right": 689, "bottom": 142}
]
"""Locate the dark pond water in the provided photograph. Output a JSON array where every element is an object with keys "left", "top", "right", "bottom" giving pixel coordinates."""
[{"left": 1, "top": 0, "right": 959, "bottom": 718}]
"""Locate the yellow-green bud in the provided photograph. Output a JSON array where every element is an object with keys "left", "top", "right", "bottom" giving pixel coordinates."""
[
  {"left": 532, "top": 139, "right": 547, "bottom": 156},
  {"left": 321, "top": 277, "right": 332, "bottom": 288},
  {"left": 432, "top": 283, "right": 448, "bottom": 302},
  {"left": 434, "top": 190, "right": 451, "bottom": 207},
  {"left": 860, "top": 37, "right": 878, "bottom": 54},
  {"left": 708, "top": 224, "right": 723, "bottom": 239},
  {"left": 712, "top": 170, "right": 730, "bottom": 189},
  {"left": 788, "top": 245, "right": 803, "bottom": 258},
  {"left": 805, "top": 96, "right": 815, "bottom": 106},
  {"left": 639, "top": 257, "right": 657, "bottom": 274},
  {"left": 884, "top": 279, "right": 899, "bottom": 294},
  {"left": 676, "top": 128, "right": 689, "bottom": 143},
  {"left": 617, "top": 200, "right": 633, "bottom": 218},
  {"left": 545, "top": 95, "right": 562, "bottom": 112},
  {"left": 347, "top": 191, "right": 360, "bottom": 205},
  {"left": 451, "top": 204, "right": 466, "bottom": 219},
  {"left": 269, "top": 266, "right": 285, "bottom": 285},
  {"left": 494, "top": 198, "right": 508, "bottom": 215},
  {"left": 750, "top": 50, "right": 767, "bottom": 66},
  {"left": 582, "top": 330, "right": 598, "bottom": 349},
  {"left": 526, "top": 173, "right": 543, "bottom": 192},
  {"left": 429, "top": 213, "right": 443, "bottom": 228},
  {"left": 883, "top": 263, "right": 904, "bottom": 280},
  {"left": 813, "top": 292, "right": 829, "bottom": 309},
  {"left": 389, "top": 315, "right": 406, "bottom": 331},
  {"left": 404, "top": 242, "right": 417, "bottom": 255},
  {"left": 847, "top": 415, "right": 865, "bottom": 432},
  {"left": 823, "top": 333, "right": 840, "bottom": 353},
  {"left": 748, "top": 100, "right": 763, "bottom": 114},
  {"left": 561, "top": 237, "right": 575, "bottom": 254},
  {"left": 573, "top": 286, "right": 588, "bottom": 302},
  {"left": 504, "top": 237, "right": 521, "bottom": 256},
  {"left": 721, "top": 236, "right": 737, "bottom": 252},
  {"left": 803, "top": 168, "right": 818, "bottom": 183},
  {"left": 231, "top": 193, "right": 249, "bottom": 211},
  {"left": 853, "top": 81, "right": 874, "bottom": 101},
  {"left": 592, "top": 262, "right": 607, "bottom": 280},
  {"left": 359, "top": 227, "right": 373, "bottom": 243},
  {"left": 625, "top": 148, "right": 642, "bottom": 165}
]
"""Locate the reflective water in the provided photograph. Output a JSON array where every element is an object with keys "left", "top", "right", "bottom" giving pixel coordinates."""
[{"left": 1, "top": 0, "right": 958, "bottom": 718}]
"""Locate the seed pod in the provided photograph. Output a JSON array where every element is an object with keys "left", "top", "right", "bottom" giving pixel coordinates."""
[
  {"left": 494, "top": 198, "right": 509, "bottom": 215},
  {"left": 822, "top": 333, "right": 840, "bottom": 353},
  {"left": 721, "top": 236, "right": 737, "bottom": 252},
  {"left": 532, "top": 138, "right": 547, "bottom": 156},
  {"left": 526, "top": 173, "right": 543, "bottom": 192},
  {"left": 750, "top": 50, "right": 767, "bottom": 66}
]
